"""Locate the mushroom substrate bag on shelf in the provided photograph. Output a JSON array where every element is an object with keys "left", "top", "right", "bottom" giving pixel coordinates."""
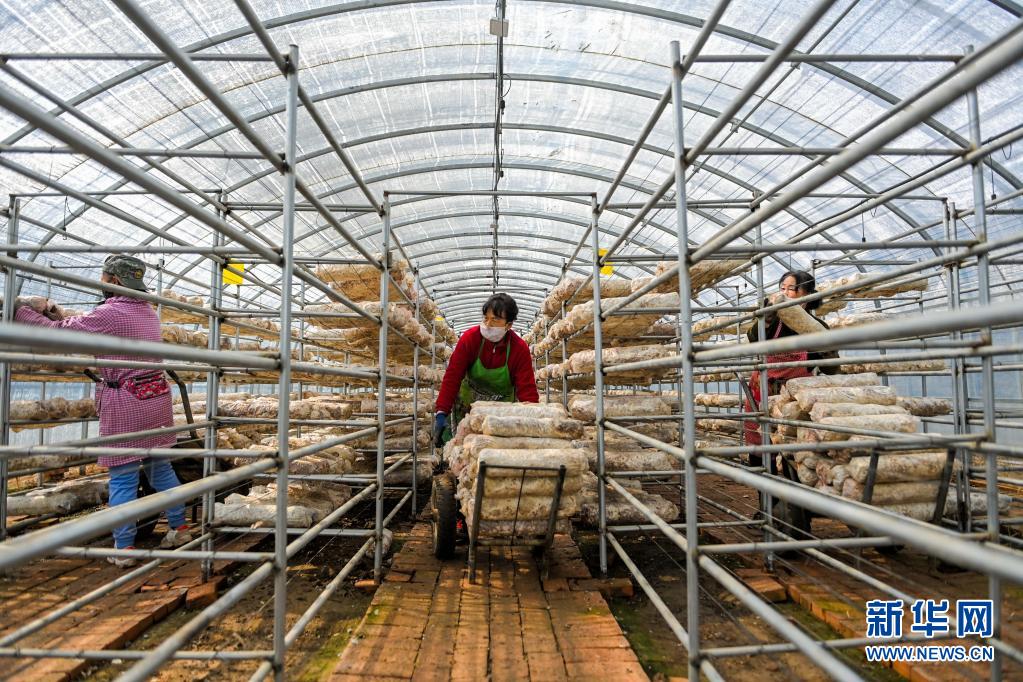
[
  {"left": 844, "top": 450, "right": 952, "bottom": 483},
  {"left": 792, "top": 385, "right": 898, "bottom": 412},
  {"left": 840, "top": 479, "right": 942, "bottom": 504},
  {"left": 579, "top": 486, "right": 679, "bottom": 526},
  {"left": 6, "top": 479, "right": 107, "bottom": 516},
  {"left": 567, "top": 394, "right": 670, "bottom": 421},
  {"left": 10, "top": 397, "right": 96, "bottom": 430}
]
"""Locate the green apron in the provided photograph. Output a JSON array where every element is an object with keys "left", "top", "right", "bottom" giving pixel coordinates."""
[{"left": 444, "top": 337, "right": 515, "bottom": 443}]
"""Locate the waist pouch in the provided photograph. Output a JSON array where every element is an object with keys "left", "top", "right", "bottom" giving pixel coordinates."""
[{"left": 121, "top": 370, "right": 171, "bottom": 401}]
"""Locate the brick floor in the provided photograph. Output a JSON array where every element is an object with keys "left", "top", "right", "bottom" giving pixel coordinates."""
[
  {"left": 330, "top": 523, "right": 648, "bottom": 681},
  {"left": 697, "top": 475, "right": 1023, "bottom": 681},
  {"left": 0, "top": 533, "right": 262, "bottom": 681}
]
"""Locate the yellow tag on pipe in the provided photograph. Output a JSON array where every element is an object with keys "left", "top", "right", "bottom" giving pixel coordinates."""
[
  {"left": 598, "top": 248, "right": 613, "bottom": 276},
  {"left": 223, "top": 261, "right": 245, "bottom": 285}
]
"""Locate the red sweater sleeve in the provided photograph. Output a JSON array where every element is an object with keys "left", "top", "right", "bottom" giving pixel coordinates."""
[
  {"left": 435, "top": 327, "right": 479, "bottom": 414},
  {"left": 507, "top": 333, "right": 539, "bottom": 403},
  {"left": 435, "top": 327, "right": 538, "bottom": 412}
]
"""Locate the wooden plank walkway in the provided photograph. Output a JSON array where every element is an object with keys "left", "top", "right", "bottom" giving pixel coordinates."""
[
  {"left": 0, "top": 533, "right": 261, "bottom": 681},
  {"left": 331, "top": 524, "right": 649, "bottom": 681}
]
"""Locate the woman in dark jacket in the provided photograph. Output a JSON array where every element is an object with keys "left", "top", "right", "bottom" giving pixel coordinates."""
[
  {"left": 745, "top": 269, "right": 839, "bottom": 403},
  {"left": 744, "top": 270, "right": 838, "bottom": 536}
]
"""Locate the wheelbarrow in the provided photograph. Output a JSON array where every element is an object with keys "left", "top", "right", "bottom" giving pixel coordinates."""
[{"left": 431, "top": 457, "right": 568, "bottom": 583}]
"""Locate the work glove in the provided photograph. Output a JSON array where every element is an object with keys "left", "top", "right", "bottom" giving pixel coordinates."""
[{"left": 434, "top": 412, "right": 448, "bottom": 449}]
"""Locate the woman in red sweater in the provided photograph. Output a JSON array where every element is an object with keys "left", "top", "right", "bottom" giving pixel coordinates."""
[{"left": 434, "top": 293, "right": 539, "bottom": 444}]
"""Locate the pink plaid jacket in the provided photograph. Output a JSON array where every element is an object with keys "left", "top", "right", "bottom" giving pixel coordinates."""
[{"left": 16, "top": 296, "right": 175, "bottom": 467}]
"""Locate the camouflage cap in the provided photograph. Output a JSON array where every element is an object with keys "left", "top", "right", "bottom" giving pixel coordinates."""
[{"left": 103, "top": 254, "right": 148, "bottom": 292}]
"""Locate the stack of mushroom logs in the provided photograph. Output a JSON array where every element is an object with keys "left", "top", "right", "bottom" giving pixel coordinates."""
[
  {"left": 522, "top": 265, "right": 1010, "bottom": 528},
  {"left": 7, "top": 287, "right": 446, "bottom": 388},
  {"left": 4, "top": 259, "right": 454, "bottom": 525},
  {"left": 306, "top": 255, "right": 456, "bottom": 365},
  {"left": 445, "top": 402, "right": 587, "bottom": 538},
  {"left": 528, "top": 266, "right": 934, "bottom": 367},
  {"left": 160, "top": 283, "right": 447, "bottom": 386},
  {"left": 7, "top": 391, "right": 435, "bottom": 525},
  {"left": 346, "top": 392, "right": 435, "bottom": 485},
  {"left": 172, "top": 394, "right": 356, "bottom": 528},
  {"left": 171, "top": 391, "right": 435, "bottom": 527},
  {"left": 215, "top": 435, "right": 358, "bottom": 528},
  {"left": 445, "top": 400, "right": 679, "bottom": 537},
  {"left": 526, "top": 260, "right": 749, "bottom": 360},
  {"left": 769, "top": 373, "right": 1008, "bottom": 520},
  {"left": 567, "top": 395, "right": 680, "bottom": 525}
]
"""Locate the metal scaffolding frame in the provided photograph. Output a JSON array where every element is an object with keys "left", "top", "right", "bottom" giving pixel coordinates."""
[
  {"left": 562, "top": 29, "right": 1023, "bottom": 682},
  {"left": 0, "top": 0, "right": 1021, "bottom": 680},
  {"left": 0, "top": 10, "right": 445, "bottom": 677}
]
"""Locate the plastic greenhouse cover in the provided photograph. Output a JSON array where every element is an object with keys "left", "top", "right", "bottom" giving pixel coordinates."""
[{"left": 1, "top": 0, "right": 1022, "bottom": 321}]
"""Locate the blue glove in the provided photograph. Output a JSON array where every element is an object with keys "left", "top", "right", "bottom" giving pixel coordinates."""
[{"left": 434, "top": 412, "right": 448, "bottom": 447}]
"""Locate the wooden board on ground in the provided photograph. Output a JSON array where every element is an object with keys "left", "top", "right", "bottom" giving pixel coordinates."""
[
  {"left": 329, "top": 523, "right": 648, "bottom": 681},
  {"left": 0, "top": 533, "right": 264, "bottom": 681}
]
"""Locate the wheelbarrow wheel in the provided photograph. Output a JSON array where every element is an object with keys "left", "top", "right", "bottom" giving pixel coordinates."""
[
  {"left": 772, "top": 499, "right": 812, "bottom": 538},
  {"left": 877, "top": 544, "right": 905, "bottom": 556},
  {"left": 432, "top": 472, "right": 458, "bottom": 560}
]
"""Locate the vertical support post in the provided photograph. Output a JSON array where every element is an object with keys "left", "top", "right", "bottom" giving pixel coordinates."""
[
  {"left": 79, "top": 376, "right": 91, "bottom": 455},
  {"left": 670, "top": 41, "right": 701, "bottom": 682},
  {"left": 272, "top": 43, "right": 300, "bottom": 682},
  {"left": 343, "top": 351, "right": 351, "bottom": 396},
  {"left": 946, "top": 200, "right": 971, "bottom": 528},
  {"left": 674, "top": 318, "right": 685, "bottom": 515},
  {"left": 918, "top": 297, "right": 929, "bottom": 434},
  {"left": 296, "top": 279, "right": 306, "bottom": 435},
  {"left": 588, "top": 195, "right": 607, "bottom": 575},
  {"left": 543, "top": 316, "right": 551, "bottom": 402},
  {"left": 37, "top": 262, "right": 52, "bottom": 483},
  {"left": 560, "top": 301, "right": 568, "bottom": 408},
  {"left": 966, "top": 53, "right": 1001, "bottom": 681},
  {"left": 754, "top": 213, "right": 773, "bottom": 570},
  {"left": 411, "top": 281, "right": 420, "bottom": 517},
  {"left": 375, "top": 198, "right": 392, "bottom": 582},
  {"left": 429, "top": 319, "right": 437, "bottom": 465},
  {"left": 0, "top": 197, "right": 19, "bottom": 541},
  {"left": 202, "top": 193, "right": 226, "bottom": 582},
  {"left": 156, "top": 257, "right": 164, "bottom": 320}
]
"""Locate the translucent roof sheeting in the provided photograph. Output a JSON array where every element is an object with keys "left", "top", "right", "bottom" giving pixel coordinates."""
[{"left": 1, "top": 0, "right": 1022, "bottom": 328}]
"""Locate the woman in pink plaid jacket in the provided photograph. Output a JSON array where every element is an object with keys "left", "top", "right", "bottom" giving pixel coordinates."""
[{"left": 15, "top": 255, "right": 192, "bottom": 567}]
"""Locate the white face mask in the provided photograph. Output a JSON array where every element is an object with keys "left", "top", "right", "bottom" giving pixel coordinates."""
[{"left": 480, "top": 324, "right": 508, "bottom": 343}]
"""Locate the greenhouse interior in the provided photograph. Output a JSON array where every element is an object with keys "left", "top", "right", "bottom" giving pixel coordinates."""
[{"left": 0, "top": 0, "right": 1022, "bottom": 680}]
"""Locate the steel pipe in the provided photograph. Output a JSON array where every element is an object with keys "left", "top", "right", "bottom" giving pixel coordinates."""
[
  {"left": 603, "top": 300, "right": 1023, "bottom": 376},
  {"left": 607, "top": 420, "right": 1023, "bottom": 584},
  {"left": 692, "top": 21, "right": 1023, "bottom": 263},
  {"left": 605, "top": 477, "right": 860, "bottom": 681}
]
